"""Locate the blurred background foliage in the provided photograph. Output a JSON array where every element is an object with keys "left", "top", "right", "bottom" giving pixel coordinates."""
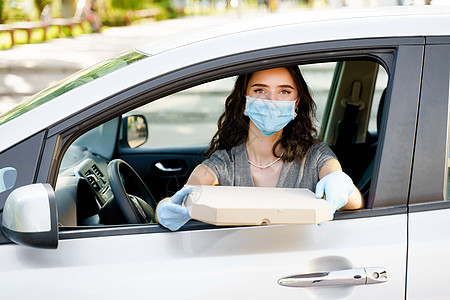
[
  {"left": 0, "top": 0, "right": 263, "bottom": 48},
  {"left": 35, "top": 0, "right": 52, "bottom": 13},
  {"left": 0, "top": 0, "right": 205, "bottom": 24}
]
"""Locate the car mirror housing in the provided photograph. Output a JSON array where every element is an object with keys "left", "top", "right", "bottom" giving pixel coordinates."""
[
  {"left": 2, "top": 183, "right": 58, "bottom": 249},
  {"left": 120, "top": 114, "right": 148, "bottom": 149}
]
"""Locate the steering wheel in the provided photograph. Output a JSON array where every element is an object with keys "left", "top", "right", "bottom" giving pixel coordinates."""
[{"left": 107, "top": 159, "right": 157, "bottom": 224}]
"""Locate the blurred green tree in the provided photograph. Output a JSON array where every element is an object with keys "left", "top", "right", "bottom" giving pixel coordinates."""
[
  {"left": 154, "top": 0, "right": 177, "bottom": 19},
  {"left": 34, "top": 0, "right": 52, "bottom": 14},
  {"left": 110, "top": 0, "right": 178, "bottom": 22},
  {"left": 111, "top": 0, "right": 145, "bottom": 10},
  {"left": 0, "top": 0, "right": 4, "bottom": 22}
]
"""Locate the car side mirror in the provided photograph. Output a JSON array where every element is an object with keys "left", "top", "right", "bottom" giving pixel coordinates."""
[
  {"left": 120, "top": 114, "right": 148, "bottom": 148},
  {"left": 2, "top": 183, "right": 58, "bottom": 249}
]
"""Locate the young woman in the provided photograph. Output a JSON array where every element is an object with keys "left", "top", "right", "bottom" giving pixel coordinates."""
[{"left": 156, "top": 66, "right": 364, "bottom": 231}]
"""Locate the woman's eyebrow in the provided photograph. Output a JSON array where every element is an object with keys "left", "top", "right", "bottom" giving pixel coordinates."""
[
  {"left": 250, "top": 83, "right": 269, "bottom": 88},
  {"left": 250, "top": 83, "right": 295, "bottom": 89},
  {"left": 278, "top": 84, "right": 295, "bottom": 89}
]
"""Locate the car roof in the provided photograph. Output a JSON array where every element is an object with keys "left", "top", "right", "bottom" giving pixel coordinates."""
[{"left": 137, "top": 6, "right": 450, "bottom": 56}]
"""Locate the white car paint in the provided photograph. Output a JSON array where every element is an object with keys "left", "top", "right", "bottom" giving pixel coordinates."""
[
  {"left": 407, "top": 208, "right": 450, "bottom": 299},
  {"left": 138, "top": 7, "right": 450, "bottom": 56},
  {"left": 0, "top": 215, "right": 406, "bottom": 299}
]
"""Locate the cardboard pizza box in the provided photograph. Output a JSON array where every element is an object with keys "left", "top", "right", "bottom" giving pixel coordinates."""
[{"left": 184, "top": 185, "right": 333, "bottom": 226}]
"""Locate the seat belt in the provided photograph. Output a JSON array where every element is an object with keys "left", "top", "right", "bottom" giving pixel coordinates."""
[{"left": 335, "top": 81, "right": 365, "bottom": 146}]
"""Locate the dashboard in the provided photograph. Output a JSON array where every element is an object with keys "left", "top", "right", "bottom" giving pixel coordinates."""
[{"left": 75, "top": 158, "right": 114, "bottom": 206}]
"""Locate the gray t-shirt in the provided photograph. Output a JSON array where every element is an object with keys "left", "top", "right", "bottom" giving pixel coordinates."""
[{"left": 202, "top": 142, "right": 336, "bottom": 192}]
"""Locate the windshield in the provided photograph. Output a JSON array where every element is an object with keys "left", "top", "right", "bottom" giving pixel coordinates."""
[{"left": 0, "top": 51, "right": 148, "bottom": 126}]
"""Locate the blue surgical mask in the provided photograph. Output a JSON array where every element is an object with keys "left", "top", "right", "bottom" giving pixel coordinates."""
[{"left": 244, "top": 96, "right": 297, "bottom": 136}]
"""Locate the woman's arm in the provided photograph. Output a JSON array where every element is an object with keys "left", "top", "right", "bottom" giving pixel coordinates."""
[
  {"left": 319, "top": 159, "right": 364, "bottom": 210},
  {"left": 186, "top": 164, "right": 219, "bottom": 185}
]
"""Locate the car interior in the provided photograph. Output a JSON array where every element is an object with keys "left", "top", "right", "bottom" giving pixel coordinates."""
[{"left": 55, "top": 59, "right": 388, "bottom": 228}]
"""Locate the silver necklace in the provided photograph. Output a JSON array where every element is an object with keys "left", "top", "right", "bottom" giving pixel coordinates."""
[{"left": 248, "top": 153, "right": 284, "bottom": 169}]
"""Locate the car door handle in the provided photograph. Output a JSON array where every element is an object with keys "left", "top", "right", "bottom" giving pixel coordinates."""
[
  {"left": 154, "top": 162, "right": 183, "bottom": 172},
  {"left": 278, "top": 267, "right": 387, "bottom": 288}
]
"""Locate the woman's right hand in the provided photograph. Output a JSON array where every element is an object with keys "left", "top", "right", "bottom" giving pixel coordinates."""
[{"left": 156, "top": 186, "right": 194, "bottom": 231}]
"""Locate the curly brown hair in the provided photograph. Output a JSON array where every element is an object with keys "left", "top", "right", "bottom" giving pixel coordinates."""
[{"left": 206, "top": 66, "right": 318, "bottom": 162}]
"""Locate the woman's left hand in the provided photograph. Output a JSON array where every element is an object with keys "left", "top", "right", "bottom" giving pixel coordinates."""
[{"left": 315, "top": 171, "right": 354, "bottom": 213}]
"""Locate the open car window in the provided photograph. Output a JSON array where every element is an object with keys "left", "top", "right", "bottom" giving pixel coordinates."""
[{"left": 56, "top": 59, "right": 388, "bottom": 228}]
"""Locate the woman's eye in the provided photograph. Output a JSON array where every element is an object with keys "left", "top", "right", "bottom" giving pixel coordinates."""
[
  {"left": 254, "top": 89, "right": 265, "bottom": 94},
  {"left": 280, "top": 90, "right": 291, "bottom": 95}
]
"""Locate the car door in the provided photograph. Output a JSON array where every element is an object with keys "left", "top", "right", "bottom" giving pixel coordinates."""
[
  {"left": 0, "top": 39, "right": 423, "bottom": 299},
  {"left": 406, "top": 38, "right": 450, "bottom": 299}
]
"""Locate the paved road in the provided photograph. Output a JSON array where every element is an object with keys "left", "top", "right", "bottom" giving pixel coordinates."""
[{"left": 0, "top": 8, "right": 286, "bottom": 114}]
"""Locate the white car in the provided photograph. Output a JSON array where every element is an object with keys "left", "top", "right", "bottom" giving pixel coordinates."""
[{"left": 0, "top": 6, "right": 449, "bottom": 299}]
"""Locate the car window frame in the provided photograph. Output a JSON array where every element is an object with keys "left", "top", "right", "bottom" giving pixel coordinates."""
[
  {"left": 368, "top": 44, "right": 424, "bottom": 208},
  {"left": 0, "top": 131, "right": 47, "bottom": 208},
  {"left": 0, "top": 131, "right": 48, "bottom": 245},
  {"left": 32, "top": 37, "right": 424, "bottom": 240},
  {"left": 409, "top": 40, "right": 450, "bottom": 210}
]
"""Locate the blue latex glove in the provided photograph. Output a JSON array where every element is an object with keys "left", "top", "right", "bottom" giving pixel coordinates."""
[
  {"left": 315, "top": 171, "right": 354, "bottom": 214},
  {"left": 156, "top": 186, "right": 194, "bottom": 231}
]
